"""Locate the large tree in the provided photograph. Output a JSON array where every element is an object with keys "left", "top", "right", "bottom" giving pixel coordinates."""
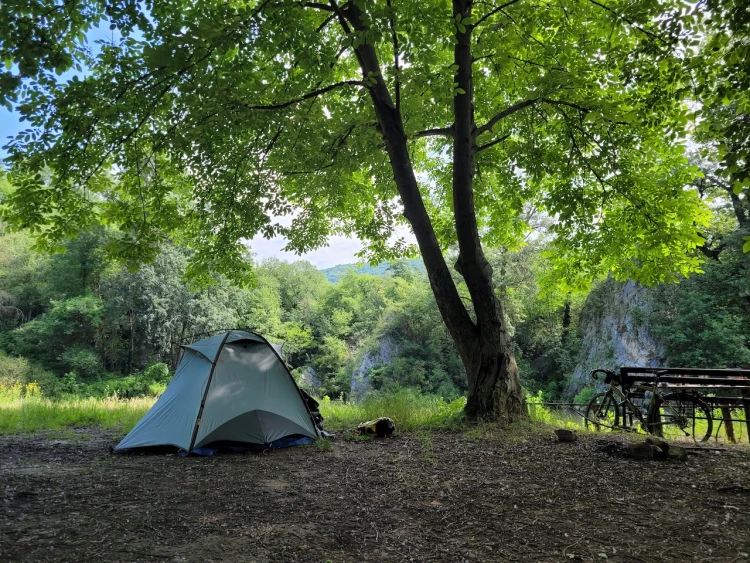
[{"left": 1, "top": 0, "right": 711, "bottom": 419}]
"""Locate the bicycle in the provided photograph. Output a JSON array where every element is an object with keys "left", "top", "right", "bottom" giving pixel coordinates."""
[{"left": 583, "top": 369, "right": 714, "bottom": 442}]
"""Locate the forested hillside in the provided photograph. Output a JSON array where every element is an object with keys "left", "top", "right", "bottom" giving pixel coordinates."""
[
  {"left": 1, "top": 170, "right": 749, "bottom": 403},
  {"left": 321, "top": 259, "right": 424, "bottom": 282}
]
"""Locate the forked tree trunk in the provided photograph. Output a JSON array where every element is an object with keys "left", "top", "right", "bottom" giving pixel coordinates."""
[
  {"left": 457, "top": 281, "right": 526, "bottom": 420},
  {"left": 338, "top": 0, "right": 526, "bottom": 420}
]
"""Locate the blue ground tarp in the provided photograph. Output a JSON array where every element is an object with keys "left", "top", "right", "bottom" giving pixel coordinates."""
[{"left": 178, "top": 435, "right": 313, "bottom": 456}]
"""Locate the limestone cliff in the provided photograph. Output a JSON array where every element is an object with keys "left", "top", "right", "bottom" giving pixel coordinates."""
[
  {"left": 349, "top": 336, "right": 399, "bottom": 400},
  {"left": 567, "top": 278, "right": 665, "bottom": 398}
]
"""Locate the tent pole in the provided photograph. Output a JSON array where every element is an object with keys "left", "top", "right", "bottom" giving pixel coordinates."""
[{"left": 188, "top": 330, "right": 233, "bottom": 452}]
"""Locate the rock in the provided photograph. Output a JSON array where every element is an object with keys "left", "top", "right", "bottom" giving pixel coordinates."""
[
  {"left": 668, "top": 446, "right": 688, "bottom": 461},
  {"left": 567, "top": 278, "right": 667, "bottom": 399},
  {"left": 593, "top": 440, "right": 627, "bottom": 456},
  {"left": 555, "top": 429, "right": 578, "bottom": 442},
  {"left": 645, "top": 437, "right": 670, "bottom": 454},
  {"left": 350, "top": 336, "right": 399, "bottom": 400},
  {"left": 628, "top": 442, "right": 654, "bottom": 460}
]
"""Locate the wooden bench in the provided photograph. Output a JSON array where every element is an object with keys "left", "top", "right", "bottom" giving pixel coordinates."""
[{"left": 616, "top": 367, "right": 750, "bottom": 443}]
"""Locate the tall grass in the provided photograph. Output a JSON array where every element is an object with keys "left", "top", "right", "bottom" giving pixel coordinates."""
[
  {"left": 526, "top": 392, "right": 586, "bottom": 429},
  {"left": 3, "top": 383, "right": 744, "bottom": 443},
  {"left": 318, "top": 389, "right": 466, "bottom": 431},
  {"left": 0, "top": 383, "right": 154, "bottom": 435},
  {"left": 0, "top": 384, "right": 465, "bottom": 435}
]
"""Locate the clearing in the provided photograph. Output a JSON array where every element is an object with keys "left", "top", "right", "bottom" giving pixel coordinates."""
[{"left": 1, "top": 428, "right": 749, "bottom": 562}]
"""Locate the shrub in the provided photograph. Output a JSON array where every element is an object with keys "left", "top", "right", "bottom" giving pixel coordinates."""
[
  {"left": 574, "top": 386, "right": 597, "bottom": 405},
  {"left": 58, "top": 346, "right": 104, "bottom": 379},
  {"left": 0, "top": 351, "right": 59, "bottom": 395}
]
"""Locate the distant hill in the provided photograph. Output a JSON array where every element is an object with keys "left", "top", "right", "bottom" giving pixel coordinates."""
[{"left": 321, "top": 258, "right": 425, "bottom": 283}]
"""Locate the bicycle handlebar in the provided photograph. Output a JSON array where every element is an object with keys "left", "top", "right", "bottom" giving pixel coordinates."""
[{"left": 591, "top": 369, "right": 616, "bottom": 382}]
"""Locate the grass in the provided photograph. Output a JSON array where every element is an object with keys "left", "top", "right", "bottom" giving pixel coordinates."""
[
  {"left": 3, "top": 382, "right": 744, "bottom": 444},
  {"left": 318, "top": 389, "right": 466, "bottom": 432},
  {"left": 0, "top": 385, "right": 468, "bottom": 436},
  {"left": 0, "top": 393, "right": 154, "bottom": 435}
]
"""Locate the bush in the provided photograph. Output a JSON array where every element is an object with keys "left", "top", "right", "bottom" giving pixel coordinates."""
[
  {"left": 141, "top": 362, "right": 171, "bottom": 384},
  {"left": 0, "top": 351, "right": 59, "bottom": 395},
  {"left": 574, "top": 386, "right": 597, "bottom": 405},
  {"left": 0, "top": 352, "right": 33, "bottom": 385},
  {"left": 58, "top": 346, "right": 104, "bottom": 379}
]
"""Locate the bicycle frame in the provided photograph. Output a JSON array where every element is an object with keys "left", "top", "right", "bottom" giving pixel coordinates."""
[
  {"left": 609, "top": 377, "right": 664, "bottom": 428},
  {"left": 586, "top": 368, "right": 714, "bottom": 441},
  {"left": 601, "top": 379, "right": 663, "bottom": 431}
]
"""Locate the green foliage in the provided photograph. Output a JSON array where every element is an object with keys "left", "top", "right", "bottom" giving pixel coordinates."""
[
  {"left": 648, "top": 247, "right": 750, "bottom": 368},
  {"left": 1, "top": 295, "right": 103, "bottom": 369},
  {"left": 491, "top": 244, "right": 583, "bottom": 400},
  {"left": 573, "top": 387, "right": 597, "bottom": 405},
  {"left": 0, "top": 0, "right": 718, "bottom": 289},
  {"left": 0, "top": 351, "right": 56, "bottom": 391},
  {"left": 686, "top": 0, "right": 750, "bottom": 203},
  {"left": 58, "top": 346, "right": 103, "bottom": 380},
  {"left": 318, "top": 390, "right": 466, "bottom": 432},
  {"left": 322, "top": 259, "right": 425, "bottom": 283},
  {"left": 46, "top": 229, "right": 109, "bottom": 299},
  {"left": 0, "top": 395, "right": 153, "bottom": 435},
  {"left": 0, "top": 230, "right": 49, "bottom": 329}
]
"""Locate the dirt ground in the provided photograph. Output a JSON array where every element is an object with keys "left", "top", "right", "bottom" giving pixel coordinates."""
[{"left": 1, "top": 428, "right": 749, "bottom": 563}]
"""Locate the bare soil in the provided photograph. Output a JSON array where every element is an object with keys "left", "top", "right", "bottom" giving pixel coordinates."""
[{"left": 1, "top": 428, "right": 749, "bottom": 562}]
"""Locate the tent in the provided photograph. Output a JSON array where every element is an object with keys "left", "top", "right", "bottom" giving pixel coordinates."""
[{"left": 115, "top": 330, "right": 318, "bottom": 452}]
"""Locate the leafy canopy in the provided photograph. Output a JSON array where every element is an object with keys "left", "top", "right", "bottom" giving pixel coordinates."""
[{"left": 0, "top": 0, "right": 714, "bottom": 287}]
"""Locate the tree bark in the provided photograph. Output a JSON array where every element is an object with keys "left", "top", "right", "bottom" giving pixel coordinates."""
[
  {"left": 337, "top": 0, "right": 526, "bottom": 421},
  {"left": 449, "top": 0, "right": 525, "bottom": 420}
]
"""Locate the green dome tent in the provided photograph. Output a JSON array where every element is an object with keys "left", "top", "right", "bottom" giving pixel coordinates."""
[{"left": 115, "top": 330, "right": 318, "bottom": 452}]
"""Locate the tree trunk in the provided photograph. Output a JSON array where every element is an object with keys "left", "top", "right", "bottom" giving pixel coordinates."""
[
  {"left": 450, "top": 0, "right": 526, "bottom": 419},
  {"left": 338, "top": 0, "right": 526, "bottom": 420}
]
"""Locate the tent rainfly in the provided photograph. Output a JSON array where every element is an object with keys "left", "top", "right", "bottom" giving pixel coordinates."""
[{"left": 115, "top": 330, "right": 318, "bottom": 452}]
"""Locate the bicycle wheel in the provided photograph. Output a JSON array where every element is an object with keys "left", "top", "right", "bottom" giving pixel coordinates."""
[
  {"left": 584, "top": 392, "right": 620, "bottom": 432},
  {"left": 647, "top": 392, "right": 713, "bottom": 442}
]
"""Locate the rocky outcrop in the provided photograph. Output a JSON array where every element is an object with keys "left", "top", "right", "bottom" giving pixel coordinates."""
[
  {"left": 299, "top": 366, "right": 322, "bottom": 391},
  {"left": 567, "top": 278, "right": 665, "bottom": 398},
  {"left": 349, "top": 336, "right": 399, "bottom": 400}
]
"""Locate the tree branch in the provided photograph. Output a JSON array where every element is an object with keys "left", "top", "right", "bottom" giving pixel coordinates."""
[
  {"left": 475, "top": 98, "right": 537, "bottom": 136},
  {"left": 316, "top": 13, "right": 336, "bottom": 32},
  {"left": 413, "top": 127, "right": 454, "bottom": 139},
  {"left": 540, "top": 98, "right": 591, "bottom": 114},
  {"left": 386, "top": 0, "right": 400, "bottom": 113},
  {"left": 474, "top": 0, "right": 522, "bottom": 28},
  {"left": 235, "top": 80, "right": 364, "bottom": 111},
  {"left": 476, "top": 133, "right": 510, "bottom": 152},
  {"left": 587, "top": 0, "right": 668, "bottom": 45},
  {"left": 301, "top": 2, "right": 336, "bottom": 12}
]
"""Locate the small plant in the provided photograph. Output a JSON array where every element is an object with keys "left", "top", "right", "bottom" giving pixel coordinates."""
[
  {"left": 343, "top": 433, "right": 373, "bottom": 442},
  {"left": 313, "top": 437, "right": 333, "bottom": 452},
  {"left": 418, "top": 431, "right": 437, "bottom": 466}
]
